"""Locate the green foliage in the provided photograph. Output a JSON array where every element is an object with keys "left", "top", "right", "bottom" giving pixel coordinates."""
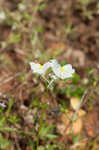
[
  {"left": 0, "top": 134, "right": 11, "bottom": 149},
  {"left": 0, "top": 108, "right": 12, "bottom": 149},
  {"left": 72, "top": 74, "right": 80, "bottom": 84},
  {"left": 60, "top": 85, "right": 84, "bottom": 98},
  {"left": 88, "top": 68, "right": 94, "bottom": 75},
  {"left": 39, "top": 4, "right": 46, "bottom": 11},
  {"left": 61, "top": 61, "right": 67, "bottom": 66},
  {"left": 28, "top": 138, "right": 35, "bottom": 150},
  {"left": 72, "top": 132, "right": 82, "bottom": 144},
  {"left": 38, "top": 124, "right": 57, "bottom": 140},
  {"left": 6, "top": 99, "right": 14, "bottom": 116},
  {"left": 24, "top": 12, "right": 32, "bottom": 21},
  {"left": 36, "top": 26, "right": 44, "bottom": 33},
  {"left": 9, "top": 33, "right": 21, "bottom": 43},
  {"left": 31, "top": 98, "right": 49, "bottom": 109},
  {"left": 8, "top": 115, "right": 20, "bottom": 124}
]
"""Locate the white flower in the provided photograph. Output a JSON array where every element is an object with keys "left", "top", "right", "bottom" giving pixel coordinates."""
[
  {"left": 50, "top": 59, "right": 75, "bottom": 79},
  {"left": 0, "top": 12, "right": 6, "bottom": 20},
  {"left": 0, "top": 103, "right": 6, "bottom": 108},
  {"left": 29, "top": 62, "right": 51, "bottom": 75},
  {"left": 29, "top": 59, "right": 75, "bottom": 80}
]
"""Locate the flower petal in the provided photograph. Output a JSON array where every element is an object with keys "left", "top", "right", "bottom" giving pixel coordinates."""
[
  {"left": 62, "top": 64, "right": 75, "bottom": 77},
  {"left": 29, "top": 62, "right": 43, "bottom": 74},
  {"left": 50, "top": 59, "right": 61, "bottom": 77},
  {"left": 43, "top": 62, "right": 51, "bottom": 73}
]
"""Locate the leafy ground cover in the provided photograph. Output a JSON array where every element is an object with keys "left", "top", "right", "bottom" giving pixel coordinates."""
[{"left": 0, "top": 0, "right": 99, "bottom": 149}]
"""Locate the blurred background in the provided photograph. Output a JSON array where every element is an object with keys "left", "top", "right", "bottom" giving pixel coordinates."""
[{"left": 0, "top": 0, "right": 99, "bottom": 150}]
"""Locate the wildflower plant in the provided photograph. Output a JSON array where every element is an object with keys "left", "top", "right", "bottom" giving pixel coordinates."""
[{"left": 29, "top": 59, "right": 75, "bottom": 89}]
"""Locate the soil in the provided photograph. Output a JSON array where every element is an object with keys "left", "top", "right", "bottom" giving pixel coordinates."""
[{"left": 0, "top": 0, "right": 99, "bottom": 149}]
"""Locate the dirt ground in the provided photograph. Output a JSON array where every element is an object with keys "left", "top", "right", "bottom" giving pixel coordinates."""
[{"left": 0, "top": 0, "right": 99, "bottom": 150}]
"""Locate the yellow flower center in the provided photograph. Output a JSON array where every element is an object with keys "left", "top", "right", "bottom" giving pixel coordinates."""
[
  {"left": 61, "top": 67, "right": 64, "bottom": 72},
  {"left": 40, "top": 64, "right": 43, "bottom": 70}
]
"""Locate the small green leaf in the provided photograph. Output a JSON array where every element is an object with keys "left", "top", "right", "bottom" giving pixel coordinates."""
[
  {"left": 39, "top": 4, "right": 46, "bottom": 11},
  {"left": 39, "top": 125, "right": 54, "bottom": 139},
  {"left": 46, "top": 134, "right": 57, "bottom": 139}
]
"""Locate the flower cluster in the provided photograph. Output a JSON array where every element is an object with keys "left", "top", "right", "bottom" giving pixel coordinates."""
[
  {"left": 29, "top": 59, "right": 75, "bottom": 87},
  {"left": 50, "top": 59, "right": 75, "bottom": 79}
]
